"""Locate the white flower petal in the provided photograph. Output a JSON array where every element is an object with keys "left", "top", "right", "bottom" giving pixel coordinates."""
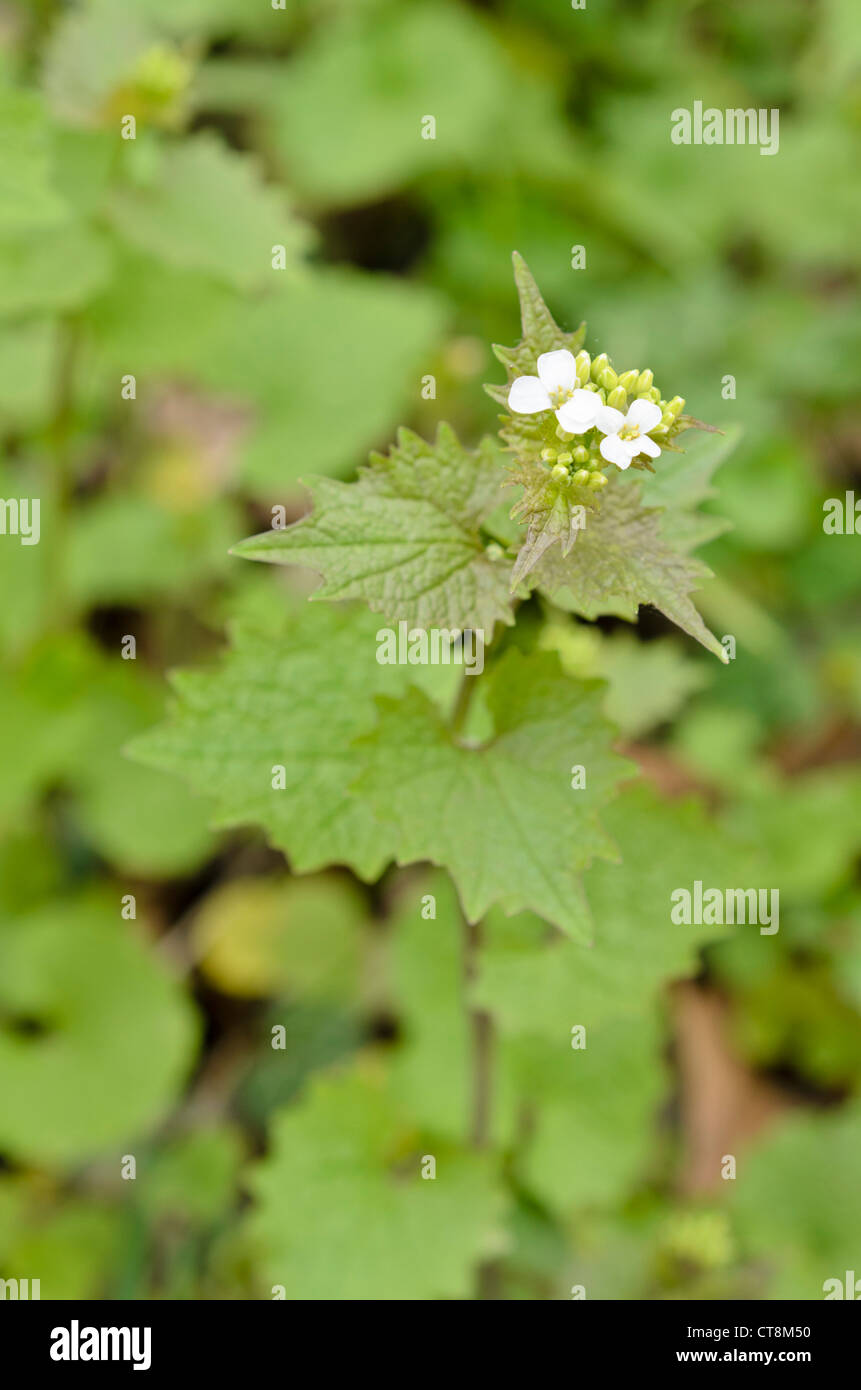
[
  {"left": 508, "top": 375, "right": 552, "bottom": 414},
  {"left": 626, "top": 398, "right": 662, "bottom": 432},
  {"left": 595, "top": 405, "right": 625, "bottom": 435},
  {"left": 555, "top": 406, "right": 592, "bottom": 434},
  {"left": 636, "top": 434, "right": 661, "bottom": 459},
  {"left": 569, "top": 388, "right": 599, "bottom": 414},
  {"left": 555, "top": 390, "right": 600, "bottom": 434},
  {"left": 600, "top": 433, "right": 635, "bottom": 468},
  {"left": 536, "top": 349, "right": 577, "bottom": 394}
]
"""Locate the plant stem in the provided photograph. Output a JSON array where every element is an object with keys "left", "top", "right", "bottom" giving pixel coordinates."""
[
  {"left": 463, "top": 917, "right": 493, "bottom": 1150},
  {"left": 450, "top": 658, "right": 478, "bottom": 739}
]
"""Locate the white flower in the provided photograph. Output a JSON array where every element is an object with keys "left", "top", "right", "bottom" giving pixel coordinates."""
[
  {"left": 595, "top": 398, "right": 663, "bottom": 469},
  {"left": 508, "top": 349, "right": 600, "bottom": 435}
]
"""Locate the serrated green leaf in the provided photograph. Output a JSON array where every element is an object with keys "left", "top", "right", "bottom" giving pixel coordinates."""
[
  {"left": 534, "top": 483, "right": 727, "bottom": 661},
  {"left": 507, "top": 457, "right": 596, "bottom": 588},
  {"left": 107, "top": 133, "right": 310, "bottom": 289},
  {"left": 494, "top": 251, "right": 587, "bottom": 374},
  {"left": 354, "top": 649, "right": 631, "bottom": 940},
  {"left": 129, "top": 603, "right": 445, "bottom": 880},
  {"left": 249, "top": 1069, "right": 506, "bottom": 1300},
  {"left": 233, "top": 425, "right": 514, "bottom": 634},
  {"left": 475, "top": 784, "right": 740, "bottom": 1039},
  {"left": 488, "top": 252, "right": 587, "bottom": 464}
]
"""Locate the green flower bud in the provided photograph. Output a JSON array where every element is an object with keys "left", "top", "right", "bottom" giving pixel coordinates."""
[
  {"left": 666, "top": 395, "right": 685, "bottom": 418},
  {"left": 541, "top": 447, "right": 557, "bottom": 463},
  {"left": 574, "top": 350, "right": 591, "bottom": 384},
  {"left": 638, "top": 386, "right": 660, "bottom": 404},
  {"left": 636, "top": 369, "right": 654, "bottom": 393},
  {"left": 485, "top": 542, "right": 504, "bottom": 562},
  {"left": 551, "top": 462, "right": 569, "bottom": 480},
  {"left": 572, "top": 445, "right": 589, "bottom": 465},
  {"left": 618, "top": 370, "right": 640, "bottom": 394},
  {"left": 607, "top": 386, "right": 627, "bottom": 411},
  {"left": 600, "top": 367, "right": 618, "bottom": 391},
  {"left": 587, "top": 471, "right": 608, "bottom": 489},
  {"left": 572, "top": 468, "right": 590, "bottom": 485},
  {"left": 651, "top": 423, "right": 669, "bottom": 436},
  {"left": 556, "top": 451, "right": 573, "bottom": 465},
  {"left": 590, "top": 352, "right": 610, "bottom": 381}
]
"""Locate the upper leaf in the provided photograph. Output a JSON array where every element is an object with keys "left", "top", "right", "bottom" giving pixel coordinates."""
[
  {"left": 507, "top": 456, "right": 596, "bottom": 589},
  {"left": 354, "top": 649, "right": 632, "bottom": 941},
  {"left": 488, "top": 253, "right": 587, "bottom": 465},
  {"left": 534, "top": 482, "right": 728, "bottom": 662},
  {"left": 233, "top": 425, "right": 514, "bottom": 635},
  {"left": 492, "top": 251, "right": 587, "bottom": 378}
]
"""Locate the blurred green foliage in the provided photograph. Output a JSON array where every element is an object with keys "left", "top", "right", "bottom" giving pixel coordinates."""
[{"left": 0, "top": 0, "right": 858, "bottom": 1300}]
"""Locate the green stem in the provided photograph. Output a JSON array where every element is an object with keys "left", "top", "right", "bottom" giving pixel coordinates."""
[
  {"left": 450, "top": 661, "right": 478, "bottom": 739},
  {"left": 463, "top": 916, "right": 493, "bottom": 1150}
]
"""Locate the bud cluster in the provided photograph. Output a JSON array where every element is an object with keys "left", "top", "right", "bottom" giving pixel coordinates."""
[{"left": 509, "top": 346, "right": 687, "bottom": 489}]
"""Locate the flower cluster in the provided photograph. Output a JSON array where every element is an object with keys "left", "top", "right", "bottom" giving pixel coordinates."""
[{"left": 508, "top": 347, "right": 686, "bottom": 485}]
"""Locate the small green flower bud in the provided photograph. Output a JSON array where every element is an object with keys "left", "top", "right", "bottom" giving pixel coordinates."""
[
  {"left": 651, "top": 423, "right": 669, "bottom": 436},
  {"left": 666, "top": 395, "right": 685, "bottom": 418},
  {"left": 556, "top": 451, "right": 573, "bottom": 465},
  {"left": 541, "top": 447, "right": 557, "bottom": 463},
  {"left": 590, "top": 352, "right": 610, "bottom": 381},
  {"left": 599, "top": 367, "right": 618, "bottom": 391},
  {"left": 572, "top": 445, "right": 589, "bottom": 465},
  {"left": 574, "top": 350, "right": 591, "bottom": 384},
  {"left": 572, "top": 468, "right": 590, "bottom": 485},
  {"left": 638, "top": 386, "right": 660, "bottom": 403},
  {"left": 551, "top": 462, "right": 569, "bottom": 480},
  {"left": 485, "top": 542, "right": 504, "bottom": 562},
  {"left": 618, "top": 369, "right": 640, "bottom": 394},
  {"left": 607, "top": 386, "right": 627, "bottom": 411},
  {"left": 587, "top": 471, "right": 608, "bottom": 489},
  {"left": 636, "top": 369, "right": 654, "bottom": 393}
]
